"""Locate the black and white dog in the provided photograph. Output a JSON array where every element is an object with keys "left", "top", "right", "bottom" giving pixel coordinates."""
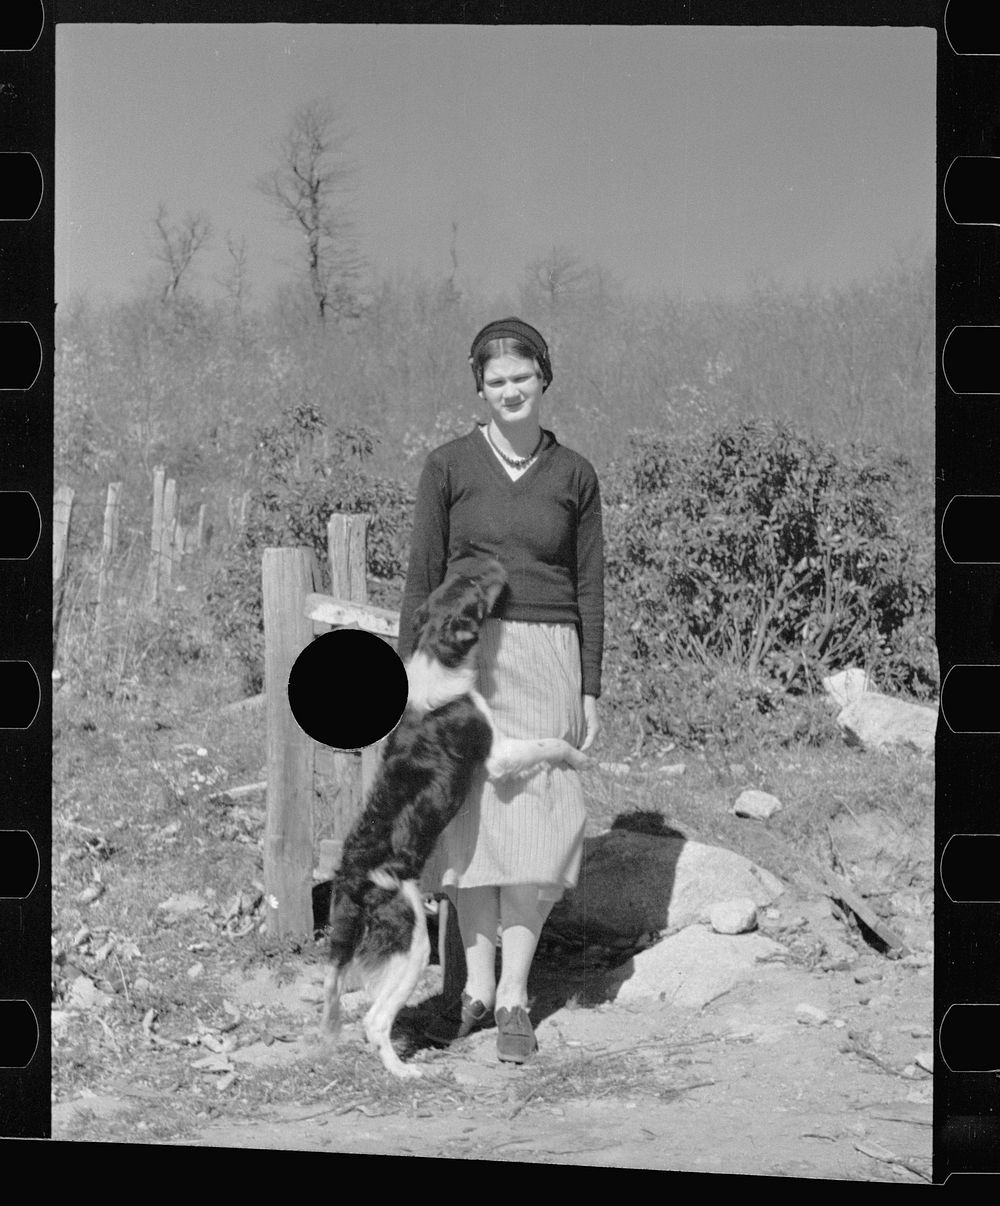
[{"left": 320, "top": 558, "right": 586, "bottom": 1078}]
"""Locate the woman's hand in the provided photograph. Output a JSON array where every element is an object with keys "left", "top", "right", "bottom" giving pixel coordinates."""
[{"left": 580, "top": 694, "right": 600, "bottom": 752}]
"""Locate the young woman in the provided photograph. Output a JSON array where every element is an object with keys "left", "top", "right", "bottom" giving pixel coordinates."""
[{"left": 397, "top": 317, "right": 604, "bottom": 1062}]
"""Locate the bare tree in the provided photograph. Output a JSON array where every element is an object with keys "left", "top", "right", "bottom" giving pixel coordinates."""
[
  {"left": 443, "top": 219, "right": 461, "bottom": 305},
  {"left": 257, "top": 99, "right": 366, "bottom": 323},
  {"left": 216, "top": 231, "right": 251, "bottom": 314},
  {"left": 524, "top": 245, "right": 591, "bottom": 313},
  {"left": 152, "top": 204, "right": 213, "bottom": 303}
]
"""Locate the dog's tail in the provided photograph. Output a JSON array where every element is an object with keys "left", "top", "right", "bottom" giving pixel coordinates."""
[
  {"left": 366, "top": 867, "right": 427, "bottom": 922},
  {"left": 368, "top": 866, "right": 401, "bottom": 893},
  {"left": 326, "top": 866, "right": 410, "bottom": 970}
]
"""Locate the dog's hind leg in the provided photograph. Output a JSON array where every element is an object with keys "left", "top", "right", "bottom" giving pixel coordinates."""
[
  {"left": 362, "top": 883, "right": 432, "bottom": 1079},
  {"left": 320, "top": 964, "right": 350, "bottom": 1042}
]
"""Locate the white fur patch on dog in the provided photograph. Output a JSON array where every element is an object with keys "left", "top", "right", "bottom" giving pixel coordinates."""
[
  {"left": 405, "top": 650, "right": 477, "bottom": 714},
  {"left": 368, "top": 867, "right": 399, "bottom": 891}
]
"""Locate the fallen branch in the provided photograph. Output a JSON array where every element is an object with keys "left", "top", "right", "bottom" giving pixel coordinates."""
[
  {"left": 815, "top": 864, "right": 909, "bottom": 956},
  {"left": 843, "top": 1038, "right": 910, "bottom": 1078},
  {"left": 757, "top": 830, "right": 909, "bottom": 956},
  {"left": 208, "top": 781, "right": 267, "bottom": 803},
  {"left": 868, "top": 1111, "right": 932, "bottom": 1128}
]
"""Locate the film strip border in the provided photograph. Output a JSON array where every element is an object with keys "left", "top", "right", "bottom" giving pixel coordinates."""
[
  {"left": 937, "top": 0, "right": 1000, "bottom": 1182},
  {"left": 0, "top": 0, "right": 49, "bottom": 1141},
  {"left": 0, "top": 0, "right": 990, "bottom": 1167}
]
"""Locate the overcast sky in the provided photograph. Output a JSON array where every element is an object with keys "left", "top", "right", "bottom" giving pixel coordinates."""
[{"left": 55, "top": 23, "right": 935, "bottom": 306}]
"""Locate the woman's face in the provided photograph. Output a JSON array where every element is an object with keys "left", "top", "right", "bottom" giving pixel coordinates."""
[{"left": 479, "top": 353, "right": 544, "bottom": 429}]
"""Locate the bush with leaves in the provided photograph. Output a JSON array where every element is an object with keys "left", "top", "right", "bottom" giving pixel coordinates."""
[
  {"left": 205, "top": 403, "right": 413, "bottom": 692},
  {"left": 601, "top": 417, "right": 935, "bottom": 749}
]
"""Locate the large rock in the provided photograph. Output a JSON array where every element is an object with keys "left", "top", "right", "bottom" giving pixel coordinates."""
[
  {"left": 836, "top": 693, "right": 936, "bottom": 755},
  {"left": 823, "top": 668, "right": 871, "bottom": 708},
  {"left": 547, "top": 830, "right": 784, "bottom": 943},
  {"left": 603, "top": 925, "right": 786, "bottom": 1008}
]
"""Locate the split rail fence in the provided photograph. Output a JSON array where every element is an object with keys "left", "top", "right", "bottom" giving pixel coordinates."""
[{"left": 53, "top": 469, "right": 243, "bottom": 658}]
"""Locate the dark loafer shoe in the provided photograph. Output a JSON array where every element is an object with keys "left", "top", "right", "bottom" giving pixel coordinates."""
[
  {"left": 424, "top": 993, "right": 495, "bottom": 1046},
  {"left": 495, "top": 1005, "right": 538, "bottom": 1063}
]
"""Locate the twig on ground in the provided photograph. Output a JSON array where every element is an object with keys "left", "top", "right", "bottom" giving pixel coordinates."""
[
  {"left": 844, "top": 1039, "right": 909, "bottom": 1079},
  {"left": 93, "top": 1013, "right": 123, "bottom": 1061},
  {"left": 854, "top": 1141, "right": 932, "bottom": 1183},
  {"left": 868, "top": 1111, "right": 932, "bottom": 1127},
  {"left": 112, "top": 951, "right": 131, "bottom": 1006},
  {"left": 283, "top": 1101, "right": 363, "bottom": 1121},
  {"left": 505, "top": 1032, "right": 722, "bottom": 1120}
]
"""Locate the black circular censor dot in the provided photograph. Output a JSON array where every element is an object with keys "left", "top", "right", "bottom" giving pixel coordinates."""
[{"left": 287, "top": 629, "right": 408, "bottom": 750}]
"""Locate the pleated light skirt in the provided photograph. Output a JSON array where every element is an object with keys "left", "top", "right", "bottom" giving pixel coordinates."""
[{"left": 422, "top": 619, "right": 588, "bottom": 902}]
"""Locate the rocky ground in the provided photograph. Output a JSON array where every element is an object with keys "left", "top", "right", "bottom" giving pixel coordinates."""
[
  {"left": 51, "top": 663, "right": 934, "bottom": 1179},
  {"left": 53, "top": 870, "right": 933, "bottom": 1180}
]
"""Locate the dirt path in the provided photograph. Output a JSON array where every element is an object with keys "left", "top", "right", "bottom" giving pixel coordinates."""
[{"left": 55, "top": 918, "right": 932, "bottom": 1180}]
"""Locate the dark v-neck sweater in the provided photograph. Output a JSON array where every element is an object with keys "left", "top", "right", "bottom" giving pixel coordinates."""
[{"left": 397, "top": 425, "right": 604, "bottom": 698}]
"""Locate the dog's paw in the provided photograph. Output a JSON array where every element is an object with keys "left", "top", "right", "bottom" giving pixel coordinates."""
[
  {"left": 564, "top": 746, "right": 588, "bottom": 769},
  {"left": 382, "top": 1059, "right": 423, "bottom": 1080},
  {"left": 484, "top": 755, "right": 510, "bottom": 780}
]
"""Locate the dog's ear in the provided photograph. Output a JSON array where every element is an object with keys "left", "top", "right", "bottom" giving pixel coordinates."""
[{"left": 478, "top": 559, "right": 507, "bottom": 612}]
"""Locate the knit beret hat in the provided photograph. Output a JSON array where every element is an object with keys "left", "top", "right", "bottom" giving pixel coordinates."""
[{"left": 469, "top": 317, "right": 553, "bottom": 391}]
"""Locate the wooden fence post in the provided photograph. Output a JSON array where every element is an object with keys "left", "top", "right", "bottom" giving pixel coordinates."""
[
  {"left": 53, "top": 485, "right": 74, "bottom": 660},
  {"left": 327, "top": 513, "right": 369, "bottom": 605},
  {"left": 321, "top": 514, "right": 374, "bottom": 872},
  {"left": 160, "top": 478, "right": 177, "bottom": 593},
  {"left": 53, "top": 485, "right": 73, "bottom": 585},
  {"left": 330, "top": 514, "right": 384, "bottom": 797},
  {"left": 195, "top": 503, "right": 206, "bottom": 551},
  {"left": 172, "top": 520, "right": 185, "bottom": 572},
  {"left": 148, "top": 467, "right": 165, "bottom": 604},
  {"left": 95, "top": 481, "right": 122, "bottom": 633},
  {"left": 263, "top": 547, "right": 321, "bottom": 940}
]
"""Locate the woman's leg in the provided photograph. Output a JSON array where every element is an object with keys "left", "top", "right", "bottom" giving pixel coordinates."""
[
  {"left": 495, "top": 885, "right": 554, "bottom": 1011},
  {"left": 454, "top": 886, "right": 500, "bottom": 1007}
]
